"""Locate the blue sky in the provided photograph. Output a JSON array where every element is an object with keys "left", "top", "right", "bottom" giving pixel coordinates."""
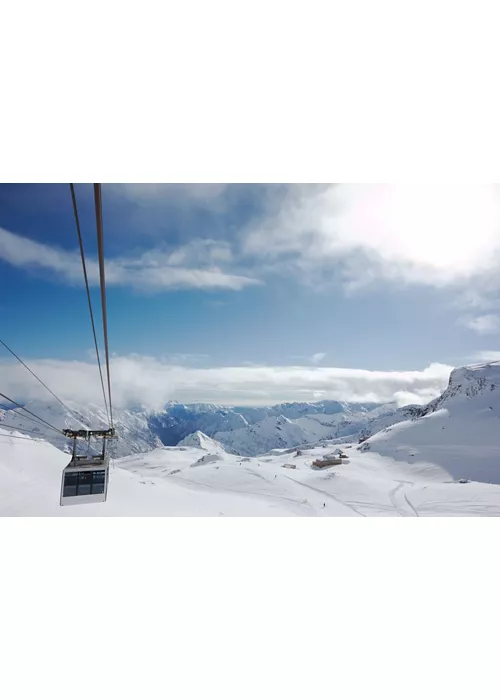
[{"left": 1, "top": 184, "right": 500, "bottom": 408}]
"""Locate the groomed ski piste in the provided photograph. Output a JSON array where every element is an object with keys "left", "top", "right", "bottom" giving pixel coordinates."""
[{"left": 2, "top": 428, "right": 500, "bottom": 517}]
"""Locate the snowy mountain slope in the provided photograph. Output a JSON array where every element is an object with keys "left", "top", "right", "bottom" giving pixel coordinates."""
[
  {"left": 0, "top": 428, "right": 291, "bottom": 516},
  {"left": 215, "top": 415, "right": 316, "bottom": 456},
  {"left": 349, "top": 404, "right": 425, "bottom": 442},
  {"left": 213, "top": 405, "right": 405, "bottom": 456},
  {"left": 148, "top": 400, "right": 385, "bottom": 447},
  {"left": 361, "top": 362, "right": 500, "bottom": 484},
  {"left": 148, "top": 404, "right": 249, "bottom": 446},
  {"left": 177, "top": 431, "right": 227, "bottom": 451},
  {"left": 293, "top": 413, "right": 349, "bottom": 441},
  {"left": 0, "top": 400, "right": 162, "bottom": 458},
  {"left": 3, "top": 425, "right": 500, "bottom": 516},
  {"left": 232, "top": 400, "right": 381, "bottom": 422},
  {"left": 0, "top": 397, "right": 393, "bottom": 457},
  {"left": 145, "top": 443, "right": 500, "bottom": 517}
]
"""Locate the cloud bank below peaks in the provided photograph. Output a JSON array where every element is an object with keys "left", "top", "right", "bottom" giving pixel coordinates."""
[{"left": 0, "top": 355, "right": 453, "bottom": 411}]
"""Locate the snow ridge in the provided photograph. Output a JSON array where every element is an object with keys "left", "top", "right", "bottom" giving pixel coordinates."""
[{"left": 362, "top": 361, "right": 500, "bottom": 484}]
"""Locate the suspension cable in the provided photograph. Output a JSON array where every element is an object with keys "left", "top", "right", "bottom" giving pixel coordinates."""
[
  {"left": 4, "top": 406, "right": 65, "bottom": 434},
  {"left": 0, "top": 434, "right": 45, "bottom": 442},
  {"left": 0, "top": 391, "right": 67, "bottom": 437},
  {"left": 0, "top": 422, "right": 54, "bottom": 437},
  {"left": 94, "top": 184, "right": 114, "bottom": 430},
  {"left": 70, "top": 183, "right": 110, "bottom": 426},
  {"left": 0, "top": 423, "right": 100, "bottom": 455},
  {"left": 0, "top": 338, "right": 88, "bottom": 428}
]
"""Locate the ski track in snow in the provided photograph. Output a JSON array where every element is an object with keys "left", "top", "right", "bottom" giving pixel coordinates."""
[
  {"left": 388, "top": 481, "right": 419, "bottom": 517},
  {"left": 282, "top": 474, "right": 366, "bottom": 517},
  {"left": 404, "top": 491, "right": 419, "bottom": 517},
  {"left": 3, "top": 430, "right": 500, "bottom": 516},
  {"left": 168, "top": 472, "right": 318, "bottom": 515}
]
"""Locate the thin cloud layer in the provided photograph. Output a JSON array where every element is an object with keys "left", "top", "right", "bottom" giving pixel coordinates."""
[
  {"left": 472, "top": 350, "right": 500, "bottom": 362},
  {"left": 459, "top": 314, "right": 500, "bottom": 335},
  {"left": 109, "top": 183, "right": 229, "bottom": 206},
  {"left": 311, "top": 352, "right": 326, "bottom": 364},
  {"left": 0, "top": 228, "right": 260, "bottom": 291},
  {"left": 0, "top": 226, "right": 84, "bottom": 282},
  {"left": 0, "top": 355, "right": 453, "bottom": 411}
]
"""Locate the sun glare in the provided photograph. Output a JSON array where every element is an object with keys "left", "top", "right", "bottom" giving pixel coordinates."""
[{"left": 333, "top": 185, "right": 500, "bottom": 276}]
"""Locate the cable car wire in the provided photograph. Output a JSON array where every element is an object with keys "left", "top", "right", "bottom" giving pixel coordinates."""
[
  {"left": 0, "top": 391, "right": 67, "bottom": 437},
  {"left": 0, "top": 422, "right": 53, "bottom": 437},
  {"left": 70, "top": 183, "right": 110, "bottom": 426},
  {"left": 4, "top": 406, "right": 66, "bottom": 434},
  {"left": 0, "top": 187, "right": 118, "bottom": 473},
  {"left": 94, "top": 184, "right": 114, "bottom": 430},
  {"left": 0, "top": 435, "right": 45, "bottom": 442},
  {"left": 0, "top": 338, "right": 88, "bottom": 428}
]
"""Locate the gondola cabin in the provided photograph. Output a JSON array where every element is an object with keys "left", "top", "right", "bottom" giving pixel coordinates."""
[
  {"left": 60, "top": 428, "right": 115, "bottom": 506},
  {"left": 60, "top": 457, "right": 109, "bottom": 505}
]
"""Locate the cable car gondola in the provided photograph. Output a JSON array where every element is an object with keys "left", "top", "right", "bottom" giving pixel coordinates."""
[
  {"left": 0, "top": 185, "right": 118, "bottom": 507},
  {"left": 60, "top": 429, "right": 115, "bottom": 506}
]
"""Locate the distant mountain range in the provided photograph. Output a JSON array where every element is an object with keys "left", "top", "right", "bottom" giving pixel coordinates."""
[
  {"left": 5, "top": 362, "right": 498, "bottom": 461},
  {"left": 0, "top": 397, "right": 392, "bottom": 457},
  {"left": 148, "top": 399, "right": 388, "bottom": 455},
  {"left": 0, "top": 362, "right": 500, "bottom": 483}
]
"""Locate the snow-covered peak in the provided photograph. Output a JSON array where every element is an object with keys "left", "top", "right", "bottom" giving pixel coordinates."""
[
  {"left": 422, "top": 361, "right": 500, "bottom": 415},
  {"left": 177, "top": 431, "right": 226, "bottom": 451},
  {"left": 362, "top": 361, "right": 500, "bottom": 484},
  {"left": 215, "top": 414, "right": 319, "bottom": 457}
]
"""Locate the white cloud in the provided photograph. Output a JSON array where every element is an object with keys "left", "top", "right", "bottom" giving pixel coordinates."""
[
  {"left": 458, "top": 314, "right": 500, "bottom": 334},
  {"left": 392, "top": 389, "right": 445, "bottom": 407},
  {"left": 452, "top": 289, "right": 499, "bottom": 311},
  {"left": 7, "top": 184, "right": 500, "bottom": 296},
  {"left": 0, "top": 226, "right": 84, "bottom": 282},
  {"left": 0, "top": 356, "right": 453, "bottom": 411},
  {"left": 243, "top": 184, "right": 500, "bottom": 289},
  {"left": 471, "top": 350, "right": 500, "bottom": 362},
  {"left": 311, "top": 352, "right": 326, "bottom": 364},
  {"left": 0, "top": 228, "right": 260, "bottom": 292},
  {"left": 109, "top": 183, "right": 228, "bottom": 206},
  {"left": 159, "top": 353, "right": 210, "bottom": 364},
  {"left": 164, "top": 239, "right": 233, "bottom": 266},
  {"left": 108, "top": 264, "right": 260, "bottom": 292}
]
